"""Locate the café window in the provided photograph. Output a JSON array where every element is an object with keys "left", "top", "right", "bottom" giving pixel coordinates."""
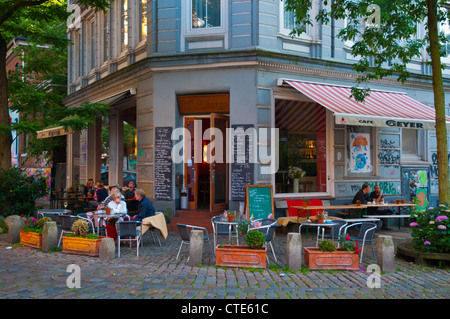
[
  {"left": 275, "top": 100, "right": 327, "bottom": 194},
  {"left": 192, "top": 0, "right": 221, "bottom": 29}
]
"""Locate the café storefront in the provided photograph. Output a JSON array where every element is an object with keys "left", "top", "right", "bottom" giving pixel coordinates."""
[{"left": 272, "top": 79, "right": 450, "bottom": 209}]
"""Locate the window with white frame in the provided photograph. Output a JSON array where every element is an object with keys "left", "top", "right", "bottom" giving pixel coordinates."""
[
  {"left": 279, "top": 0, "right": 311, "bottom": 40},
  {"left": 192, "top": 0, "right": 221, "bottom": 29}
]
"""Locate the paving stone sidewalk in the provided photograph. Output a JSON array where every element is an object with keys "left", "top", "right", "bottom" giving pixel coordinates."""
[{"left": 0, "top": 228, "right": 449, "bottom": 300}]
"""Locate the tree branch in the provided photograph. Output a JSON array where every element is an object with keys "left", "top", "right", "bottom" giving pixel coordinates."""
[{"left": 0, "top": 0, "right": 48, "bottom": 27}]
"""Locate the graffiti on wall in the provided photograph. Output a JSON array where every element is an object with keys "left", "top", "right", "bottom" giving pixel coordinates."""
[
  {"left": 430, "top": 152, "right": 450, "bottom": 178},
  {"left": 335, "top": 181, "right": 400, "bottom": 197}
]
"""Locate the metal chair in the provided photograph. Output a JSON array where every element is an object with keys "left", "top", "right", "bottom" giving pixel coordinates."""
[
  {"left": 58, "top": 215, "right": 80, "bottom": 247},
  {"left": 248, "top": 221, "right": 278, "bottom": 262},
  {"left": 211, "top": 215, "right": 238, "bottom": 249},
  {"left": 343, "top": 222, "right": 377, "bottom": 263},
  {"left": 176, "top": 223, "right": 213, "bottom": 261},
  {"left": 323, "top": 219, "right": 348, "bottom": 240},
  {"left": 117, "top": 221, "right": 142, "bottom": 257}
]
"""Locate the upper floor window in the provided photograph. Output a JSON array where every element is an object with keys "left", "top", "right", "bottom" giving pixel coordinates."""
[
  {"left": 192, "top": 0, "right": 221, "bottom": 29},
  {"left": 279, "top": 0, "right": 311, "bottom": 40},
  {"left": 139, "top": 0, "right": 148, "bottom": 42},
  {"left": 121, "top": 0, "right": 129, "bottom": 51}
]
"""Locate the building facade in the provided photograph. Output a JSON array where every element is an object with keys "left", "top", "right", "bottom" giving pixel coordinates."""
[{"left": 64, "top": 0, "right": 450, "bottom": 213}]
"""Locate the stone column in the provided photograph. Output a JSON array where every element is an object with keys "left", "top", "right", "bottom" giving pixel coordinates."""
[
  {"left": 376, "top": 235, "right": 395, "bottom": 273},
  {"left": 286, "top": 232, "right": 302, "bottom": 271},
  {"left": 99, "top": 237, "right": 116, "bottom": 261},
  {"left": 188, "top": 230, "right": 203, "bottom": 266},
  {"left": 42, "top": 221, "right": 58, "bottom": 253},
  {"left": 5, "top": 215, "right": 23, "bottom": 244}
]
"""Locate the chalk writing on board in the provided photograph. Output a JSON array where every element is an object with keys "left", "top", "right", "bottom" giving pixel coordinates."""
[
  {"left": 246, "top": 185, "right": 274, "bottom": 221},
  {"left": 154, "top": 127, "right": 172, "bottom": 200},
  {"left": 231, "top": 124, "right": 255, "bottom": 201}
]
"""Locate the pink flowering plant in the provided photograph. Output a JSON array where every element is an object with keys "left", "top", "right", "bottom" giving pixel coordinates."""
[
  {"left": 22, "top": 216, "right": 51, "bottom": 234},
  {"left": 410, "top": 203, "right": 450, "bottom": 253}
]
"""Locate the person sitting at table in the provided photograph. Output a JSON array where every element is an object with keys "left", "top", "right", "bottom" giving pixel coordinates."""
[
  {"left": 124, "top": 180, "right": 139, "bottom": 212},
  {"left": 368, "top": 185, "right": 394, "bottom": 230},
  {"left": 83, "top": 179, "right": 95, "bottom": 197},
  {"left": 88, "top": 181, "right": 109, "bottom": 208},
  {"left": 131, "top": 188, "right": 155, "bottom": 223},
  {"left": 98, "top": 184, "right": 125, "bottom": 209},
  {"left": 107, "top": 193, "right": 127, "bottom": 214},
  {"left": 352, "top": 183, "right": 371, "bottom": 204}
]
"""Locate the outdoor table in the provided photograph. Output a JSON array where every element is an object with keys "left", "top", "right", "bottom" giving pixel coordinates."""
[
  {"left": 342, "top": 218, "right": 381, "bottom": 223},
  {"left": 298, "top": 221, "right": 338, "bottom": 246},
  {"left": 37, "top": 209, "right": 71, "bottom": 223},
  {"left": 364, "top": 202, "right": 415, "bottom": 229},
  {"left": 91, "top": 210, "right": 126, "bottom": 235},
  {"left": 213, "top": 217, "right": 240, "bottom": 245}
]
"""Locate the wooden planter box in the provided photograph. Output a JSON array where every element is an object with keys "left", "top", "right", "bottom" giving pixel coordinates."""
[
  {"left": 303, "top": 247, "right": 359, "bottom": 271},
  {"left": 62, "top": 236, "right": 105, "bottom": 257},
  {"left": 215, "top": 245, "right": 267, "bottom": 269},
  {"left": 20, "top": 230, "right": 43, "bottom": 249}
]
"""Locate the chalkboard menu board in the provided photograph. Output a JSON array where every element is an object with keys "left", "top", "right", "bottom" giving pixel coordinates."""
[
  {"left": 154, "top": 127, "right": 172, "bottom": 200},
  {"left": 245, "top": 185, "right": 274, "bottom": 221},
  {"left": 231, "top": 124, "right": 255, "bottom": 201}
]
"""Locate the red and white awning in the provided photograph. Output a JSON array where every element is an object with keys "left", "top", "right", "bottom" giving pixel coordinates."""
[{"left": 282, "top": 79, "right": 450, "bottom": 130}]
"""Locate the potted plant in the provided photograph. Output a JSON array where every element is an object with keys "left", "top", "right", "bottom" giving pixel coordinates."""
[
  {"left": 20, "top": 217, "right": 52, "bottom": 248},
  {"left": 288, "top": 166, "right": 306, "bottom": 193},
  {"left": 164, "top": 207, "right": 171, "bottom": 224},
  {"left": 237, "top": 219, "right": 252, "bottom": 236},
  {"left": 303, "top": 235, "right": 360, "bottom": 271},
  {"left": 215, "top": 230, "right": 267, "bottom": 269},
  {"left": 225, "top": 210, "right": 237, "bottom": 222},
  {"left": 62, "top": 219, "right": 105, "bottom": 257},
  {"left": 317, "top": 213, "right": 325, "bottom": 224}
]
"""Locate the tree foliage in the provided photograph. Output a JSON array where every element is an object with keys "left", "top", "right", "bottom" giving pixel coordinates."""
[
  {"left": 284, "top": 0, "right": 450, "bottom": 202},
  {"left": 0, "top": 0, "right": 111, "bottom": 169}
]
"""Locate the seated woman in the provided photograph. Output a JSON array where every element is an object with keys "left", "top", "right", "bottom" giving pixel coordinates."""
[
  {"left": 105, "top": 194, "right": 128, "bottom": 242},
  {"left": 107, "top": 193, "right": 127, "bottom": 214},
  {"left": 88, "top": 181, "right": 109, "bottom": 208},
  {"left": 98, "top": 184, "right": 124, "bottom": 209}
]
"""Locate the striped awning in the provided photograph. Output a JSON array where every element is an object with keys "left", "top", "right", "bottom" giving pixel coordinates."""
[{"left": 283, "top": 79, "right": 450, "bottom": 130}]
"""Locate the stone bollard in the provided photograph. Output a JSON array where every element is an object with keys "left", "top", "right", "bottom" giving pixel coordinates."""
[
  {"left": 5, "top": 215, "right": 24, "bottom": 244},
  {"left": 188, "top": 230, "right": 203, "bottom": 266},
  {"left": 42, "top": 221, "right": 58, "bottom": 253},
  {"left": 286, "top": 232, "right": 302, "bottom": 271},
  {"left": 376, "top": 235, "right": 395, "bottom": 273},
  {"left": 99, "top": 237, "right": 116, "bottom": 261}
]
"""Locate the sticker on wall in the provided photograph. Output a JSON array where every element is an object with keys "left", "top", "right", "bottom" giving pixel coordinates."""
[{"left": 349, "top": 133, "right": 372, "bottom": 173}]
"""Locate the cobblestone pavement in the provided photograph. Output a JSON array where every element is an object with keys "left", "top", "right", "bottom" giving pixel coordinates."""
[{"left": 0, "top": 227, "right": 449, "bottom": 301}]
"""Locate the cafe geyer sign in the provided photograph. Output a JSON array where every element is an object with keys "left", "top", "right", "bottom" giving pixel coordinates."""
[
  {"left": 36, "top": 126, "right": 73, "bottom": 139},
  {"left": 335, "top": 115, "right": 442, "bottom": 130}
]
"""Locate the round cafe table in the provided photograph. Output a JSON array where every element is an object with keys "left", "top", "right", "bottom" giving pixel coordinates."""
[{"left": 91, "top": 210, "right": 126, "bottom": 235}]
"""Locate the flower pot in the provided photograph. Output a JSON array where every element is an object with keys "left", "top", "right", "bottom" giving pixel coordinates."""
[
  {"left": 62, "top": 236, "right": 105, "bottom": 257},
  {"left": 20, "top": 230, "right": 42, "bottom": 249},
  {"left": 317, "top": 217, "right": 324, "bottom": 224},
  {"left": 228, "top": 215, "right": 235, "bottom": 222},
  {"left": 303, "top": 247, "right": 359, "bottom": 271},
  {"left": 215, "top": 245, "right": 267, "bottom": 269}
]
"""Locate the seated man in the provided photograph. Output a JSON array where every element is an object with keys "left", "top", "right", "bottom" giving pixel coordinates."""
[
  {"left": 131, "top": 188, "right": 156, "bottom": 223},
  {"left": 369, "top": 185, "right": 394, "bottom": 229},
  {"left": 352, "top": 183, "right": 371, "bottom": 204}
]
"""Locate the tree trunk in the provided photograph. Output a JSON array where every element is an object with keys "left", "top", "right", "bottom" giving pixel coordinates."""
[
  {"left": 0, "top": 33, "right": 12, "bottom": 170},
  {"left": 427, "top": 0, "right": 450, "bottom": 203}
]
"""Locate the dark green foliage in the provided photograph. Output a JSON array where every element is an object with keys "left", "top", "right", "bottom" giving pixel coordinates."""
[
  {"left": 318, "top": 239, "right": 336, "bottom": 252},
  {"left": 244, "top": 230, "right": 266, "bottom": 250},
  {"left": 0, "top": 166, "right": 48, "bottom": 217}
]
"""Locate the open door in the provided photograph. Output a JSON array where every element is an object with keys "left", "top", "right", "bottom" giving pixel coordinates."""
[
  {"left": 209, "top": 113, "right": 229, "bottom": 212},
  {"left": 184, "top": 117, "right": 199, "bottom": 210}
]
